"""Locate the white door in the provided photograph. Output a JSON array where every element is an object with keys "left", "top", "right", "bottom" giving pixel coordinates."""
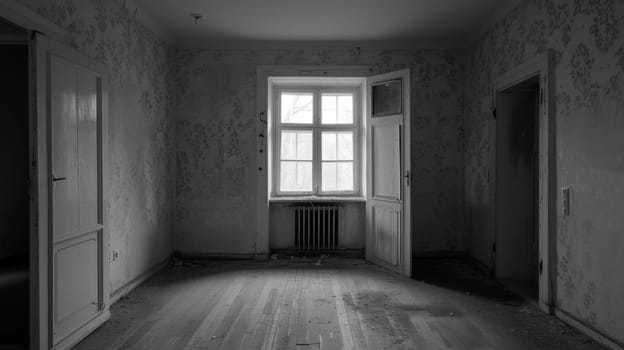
[
  {"left": 34, "top": 34, "right": 110, "bottom": 349},
  {"left": 365, "top": 69, "right": 411, "bottom": 276}
]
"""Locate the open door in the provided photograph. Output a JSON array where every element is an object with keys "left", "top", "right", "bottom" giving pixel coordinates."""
[
  {"left": 365, "top": 69, "right": 411, "bottom": 276},
  {"left": 32, "top": 33, "right": 109, "bottom": 350}
]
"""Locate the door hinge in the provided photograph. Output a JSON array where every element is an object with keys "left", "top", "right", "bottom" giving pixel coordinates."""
[
  {"left": 539, "top": 259, "right": 543, "bottom": 275},
  {"left": 492, "top": 108, "right": 497, "bottom": 119},
  {"left": 403, "top": 170, "right": 410, "bottom": 187}
]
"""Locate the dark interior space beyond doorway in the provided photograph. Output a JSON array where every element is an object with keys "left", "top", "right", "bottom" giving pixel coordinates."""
[
  {"left": 495, "top": 76, "right": 540, "bottom": 302},
  {"left": 0, "top": 43, "right": 30, "bottom": 348}
]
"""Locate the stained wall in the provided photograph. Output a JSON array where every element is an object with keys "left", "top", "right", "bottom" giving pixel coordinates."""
[
  {"left": 170, "top": 49, "right": 465, "bottom": 256},
  {"left": 464, "top": 0, "right": 624, "bottom": 344},
  {"left": 13, "top": 0, "right": 175, "bottom": 292}
]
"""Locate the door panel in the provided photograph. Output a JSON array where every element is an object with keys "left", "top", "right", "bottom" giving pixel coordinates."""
[
  {"left": 77, "top": 69, "right": 99, "bottom": 229},
  {"left": 51, "top": 57, "right": 79, "bottom": 240},
  {"left": 55, "top": 235, "right": 98, "bottom": 338},
  {"left": 372, "top": 119, "right": 401, "bottom": 200},
  {"left": 366, "top": 69, "right": 411, "bottom": 276},
  {"left": 373, "top": 205, "right": 400, "bottom": 265},
  {"left": 38, "top": 33, "right": 109, "bottom": 349}
]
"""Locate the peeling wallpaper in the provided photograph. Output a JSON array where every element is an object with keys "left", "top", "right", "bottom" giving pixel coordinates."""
[
  {"left": 170, "top": 49, "right": 465, "bottom": 255},
  {"left": 15, "top": 0, "right": 175, "bottom": 292},
  {"left": 464, "top": 0, "right": 624, "bottom": 344}
]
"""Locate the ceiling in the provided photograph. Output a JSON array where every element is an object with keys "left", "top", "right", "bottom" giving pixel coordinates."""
[{"left": 136, "top": 0, "right": 519, "bottom": 47}]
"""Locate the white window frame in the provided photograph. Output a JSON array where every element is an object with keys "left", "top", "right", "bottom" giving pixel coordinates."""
[{"left": 272, "top": 83, "right": 362, "bottom": 198}]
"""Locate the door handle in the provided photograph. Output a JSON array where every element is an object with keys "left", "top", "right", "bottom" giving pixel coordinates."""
[
  {"left": 52, "top": 175, "right": 67, "bottom": 182},
  {"left": 403, "top": 170, "right": 410, "bottom": 186}
]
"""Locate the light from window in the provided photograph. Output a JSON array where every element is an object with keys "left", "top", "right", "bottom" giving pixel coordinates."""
[
  {"left": 281, "top": 93, "right": 313, "bottom": 124},
  {"left": 322, "top": 132, "right": 354, "bottom": 191},
  {"left": 322, "top": 94, "right": 353, "bottom": 124},
  {"left": 280, "top": 131, "right": 313, "bottom": 192},
  {"left": 273, "top": 87, "right": 360, "bottom": 196}
]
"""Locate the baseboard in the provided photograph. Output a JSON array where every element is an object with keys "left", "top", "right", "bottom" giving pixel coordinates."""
[
  {"left": 270, "top": 248, "right": 364, "bottom": 258},
  {"left": 181, "top": 252, "right": 261, "bottom": 260},
  {"left": 554, "top": 308, "right": 624, "bottom": 350},
  {"left": 109, "top": 257, "right": 169, "bottom": 305},
  {"left": 412, "top": 250, "right": 466, "bottom": 258}
]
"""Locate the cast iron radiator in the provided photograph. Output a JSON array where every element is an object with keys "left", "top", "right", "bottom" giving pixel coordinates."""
[{"left": 293, "top": 204, "right": 342, "bottom": 251}]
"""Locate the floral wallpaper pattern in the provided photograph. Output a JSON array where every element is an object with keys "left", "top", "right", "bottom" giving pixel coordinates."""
[
  {"left": 15, "top": 0, "right": 175, "bottom": 292},
  {"left": 464, "top": 0, "right": 624, "bottom": 343},
  {"left": 11, "top": 0, "right": 621, "bottom": 344},
  {"left": 170, "top": 49, "right": 466, "bottom": 255}
]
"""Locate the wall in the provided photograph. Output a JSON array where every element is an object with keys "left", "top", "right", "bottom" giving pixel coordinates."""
[
  {"left": 12, "top": 0, "right": 175, "bottom": 292},
  {"left": 170, "top": 48, "right": 465, "bottom": 256},
  {"left": 464, "top": 0, "right": 624, "bottom": 345},
  {"left": 269, "top": 202, "right": 365, "bottom": 250},
  {"left": 0, "top": 44, "right": 29, "bottom": 260}
]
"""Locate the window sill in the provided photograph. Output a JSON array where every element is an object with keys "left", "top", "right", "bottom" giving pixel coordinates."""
[{"left": 269, "top": 196, "right": 365, "bottom": 203}]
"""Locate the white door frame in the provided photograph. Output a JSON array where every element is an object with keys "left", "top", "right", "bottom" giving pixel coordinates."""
[
  {"left": 1, "top": 8, "right": 111, "bottom": 347},
  {"left": 491, "top": 50, "right": 556, "bottom": 313},
  {"left": 256, "top": 65, "right": 372, "bottom": 258},
  {"left": 35, "top": 33, "right": 110, "bottom": 350},
  {"left": 0, "top": 5, "right": 75, "bottom": 349}
]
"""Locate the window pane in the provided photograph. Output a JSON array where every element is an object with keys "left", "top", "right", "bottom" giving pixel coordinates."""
[
  {"left": 337, "top": 133, "right": 353, "bottom": 160},
  {"left": 281, "top": 161, "right": 312, "bottom": 192},
  {"left": 322, "top": 161, "right": 354, "bottom": 192},
  {"left": 322, "top": 94, "right": 353, "bottom": 124},
  {"left": 322, "top": 162, "right": 337, "bottom": 192},
  {"left": 322, "top": 132, "right": 337, "bottom": 161},
  {"left": 372, "top": 80, "right": 401, "bottom": 116},
  {"left": 337, "top": 95, "right": 353, "bottom": 123},
  {"left": 321, "top": 95, "right": 337, "bottom": 124},
  {"left": 281, "top": 93, "right": 313, "bottom": 124},
  {"left": 281, "top": 131, "right": 312, "bottom": 160},
  {"left": 322, "top": 132, "right": 353, "bottom": 161},
  {"left": 337, "top": 162, "right": 354, "bottom": 191}
]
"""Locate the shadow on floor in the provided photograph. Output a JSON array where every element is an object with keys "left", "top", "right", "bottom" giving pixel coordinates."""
[{"left": 412, "top": 256, "right": 525, "bottom": 306}]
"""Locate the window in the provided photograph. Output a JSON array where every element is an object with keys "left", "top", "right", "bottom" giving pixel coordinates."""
[{"left": 272, "top": 84, "right": 361, "bottom": 197}]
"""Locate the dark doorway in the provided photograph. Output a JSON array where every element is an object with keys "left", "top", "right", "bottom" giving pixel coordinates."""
[
  {"left": 494, "top": 75, "right": 540, "bottom": 301},
  {"left": 0, "top": 19, "right": 30, "bottom": 349}
]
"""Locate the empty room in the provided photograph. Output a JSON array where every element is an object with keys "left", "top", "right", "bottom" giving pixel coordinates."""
[{"left": 0, "top": 0, "right": 623, "bottom": 349}]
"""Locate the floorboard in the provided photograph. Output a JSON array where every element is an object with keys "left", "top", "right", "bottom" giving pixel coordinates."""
[{"left": 74, "top": 258, "right": 606, "bottom": 350}]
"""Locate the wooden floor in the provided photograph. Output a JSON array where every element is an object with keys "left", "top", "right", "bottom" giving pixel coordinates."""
[{"left": 75, "top": 258, "right": 604, "bottom": 350}]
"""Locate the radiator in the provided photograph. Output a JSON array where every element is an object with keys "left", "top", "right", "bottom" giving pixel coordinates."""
[{"left": 294, "top": 205, "right": 341, "bottom": 251}]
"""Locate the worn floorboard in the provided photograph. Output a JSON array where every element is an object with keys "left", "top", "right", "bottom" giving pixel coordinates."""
[{"left": 75, "top": 258, "right": 605, "bottom": 350}]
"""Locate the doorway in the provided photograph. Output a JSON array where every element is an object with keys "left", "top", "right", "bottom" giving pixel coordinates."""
[
  {"left": 0, "top": 20, "right": 30, "bottom": 349},
  {"left": 494, "top": 76, "right": 540, "bottom": 301}
]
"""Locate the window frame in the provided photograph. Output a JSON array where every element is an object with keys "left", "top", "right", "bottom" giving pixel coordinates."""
[{"left": 272, "top": 84, "right": 362, "bottom": 198}]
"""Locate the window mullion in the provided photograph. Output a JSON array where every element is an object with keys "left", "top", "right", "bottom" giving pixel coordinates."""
[{"left": 313, "top": 89, "right": 321, "bottom": 195}]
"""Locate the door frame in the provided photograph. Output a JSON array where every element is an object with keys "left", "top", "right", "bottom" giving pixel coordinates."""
[
  {"left": 365, "top": 68, "right": 411, "bottom": 277},
  {"left": 32, "top": 33, "right": 110, "bottom": 350},
  {"left": 1, "top": 5, "right": 109, "bottom": 347},
  {"left": 491, "top": 51, "right": 556, "bottom": 313}
]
